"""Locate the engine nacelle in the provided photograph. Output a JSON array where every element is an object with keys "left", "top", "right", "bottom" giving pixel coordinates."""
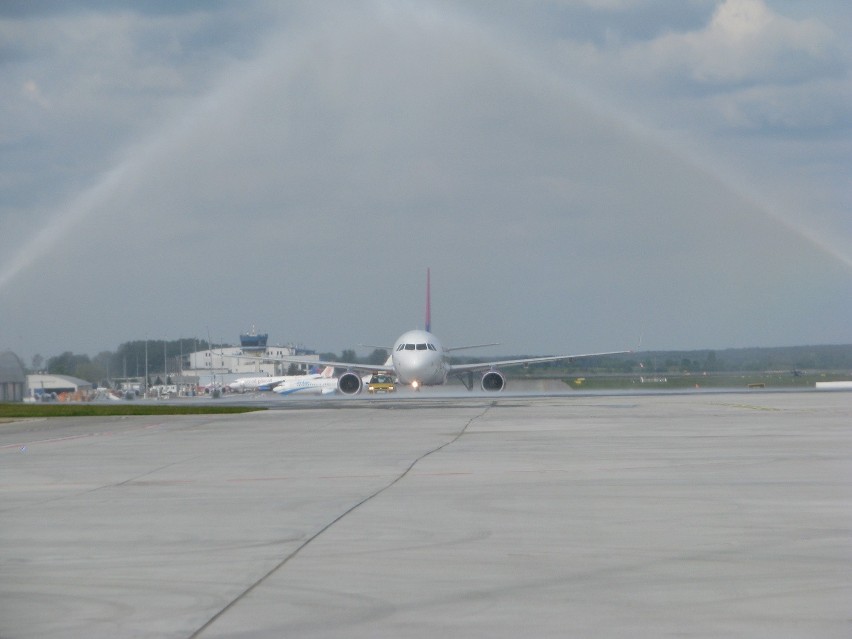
[
  {"left": 338, "top": 371, "right": 363, "bottom": 395},
  {"left": 480, "top": 370, "right": 506, "bottom": 392}
]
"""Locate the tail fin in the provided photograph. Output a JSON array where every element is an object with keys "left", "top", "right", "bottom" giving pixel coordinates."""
[
  {"left": 321, "top": 366, "right": 334, "bottom": 378},
  {"left": 425, "top": 267, "right": 431, "bottom": 333}
]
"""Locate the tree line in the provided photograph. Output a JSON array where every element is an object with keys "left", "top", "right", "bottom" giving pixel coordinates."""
[
  {"left": 32, "top": 339, "right": 392, "bottom": 387},
  {"left": 29, "top": 340, "right": 852, "bottom": 386},
  {"left": 36, "top": 339, "right": 213, "bottom": 386},
  {"left": 453, "top": 344, "right": 852, "bottom": 376}
]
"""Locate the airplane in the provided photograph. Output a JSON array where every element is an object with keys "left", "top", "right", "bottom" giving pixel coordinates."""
[
  {"left": 271, "top": 269, "right": 631, "bottom": 395},
  {"left": 228, "top": 366, "right": 334, "bottom": 393},
  {"left": 272, "top": 370, "right": 338, "bottom": 396},
  {"left": 227, "top": 375, "right": 287, "bottom": 393}
]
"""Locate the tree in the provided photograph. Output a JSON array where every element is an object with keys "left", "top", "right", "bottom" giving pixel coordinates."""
[
  {"left": 31, "top": 354, "right": 44, "bottom": 372},
  {"left": 48, "top": 352, "right": 90, "bottom": 377},
  {"left": 75, "top": 361, "right": 104, "bottom": 385},
  {"left": 341, "top": 349, "right": 358, "bottom": 364},
  {"left": 93, "top": 351, "right": 113, "bottom": 384},
  {"left": 44, "top": 352, "right": 109, "bottom": 383},
  {"left": 366, "top": 348, "right": 388, "bottom": 366}
]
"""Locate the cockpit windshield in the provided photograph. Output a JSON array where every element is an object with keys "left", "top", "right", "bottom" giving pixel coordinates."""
[{"left": 397, "top": 343, "right": 438, "bottom": 352}]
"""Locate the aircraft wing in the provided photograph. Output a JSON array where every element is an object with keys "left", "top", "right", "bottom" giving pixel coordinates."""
[
  {"left": 271, "top": 356, "right": 394, "bottom": 375},
  {"left": 446, "top": 343, "right": 500, "bottom": 352},
  {"left": 447, "top": 350, "right": 632, "bottom": 374}
]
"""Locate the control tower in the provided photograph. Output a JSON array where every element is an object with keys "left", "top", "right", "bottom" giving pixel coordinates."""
[{"left": 239, "top": 326, "right": 268, "bottom": 352}]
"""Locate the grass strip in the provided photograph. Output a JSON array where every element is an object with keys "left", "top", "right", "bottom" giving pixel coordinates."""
[{"left": 0, "top": 403, "right": 265, "bottom": 418}]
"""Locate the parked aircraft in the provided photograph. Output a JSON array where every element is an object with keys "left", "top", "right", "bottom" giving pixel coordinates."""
[
  {"left": 275, "top": 270, "right": 630, "bottom": 395},
  {"left": 272, "top": 372, "right": 338, "bottom": 396},
  {"left": 228, "top": 366, "right": 333, "bottom": 392},
  {"left": 227, "top": 376, "right": 286, "bottom": 392}
]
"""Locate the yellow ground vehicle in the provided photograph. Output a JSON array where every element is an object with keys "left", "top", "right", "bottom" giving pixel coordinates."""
[{"left": 367, "top": 374, "right": 396, "bottom": 394}]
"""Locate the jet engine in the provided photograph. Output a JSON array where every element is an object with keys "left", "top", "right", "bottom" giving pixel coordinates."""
[
  {"left": 480, "top": 369, "right": 506, "bottom": 392},
  {"left": 338, "top": 371, "right": 363, "bottom": 395}
]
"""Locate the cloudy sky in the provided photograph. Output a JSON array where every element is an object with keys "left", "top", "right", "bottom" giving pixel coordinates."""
[{"left": 1, "top": 0, "right": 850, "bottom": 363}]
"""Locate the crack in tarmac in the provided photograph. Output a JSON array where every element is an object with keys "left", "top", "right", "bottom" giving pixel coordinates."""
[{"left": 188, "top": 402, "right": 494, "bottom": 638}]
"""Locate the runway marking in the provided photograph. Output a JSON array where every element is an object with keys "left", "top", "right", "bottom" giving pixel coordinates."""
[
  {"left": 703, "top": 402, "right": 781, "bottom": 412},
  {"left": 188, "top": 403, "right": 494, "bottom": 638},
  {"left": 0, "top": 421, "right": 170, "bottom": 450},
  {"left": 226, "top": 474, "right": 395, "bottom": 483}
]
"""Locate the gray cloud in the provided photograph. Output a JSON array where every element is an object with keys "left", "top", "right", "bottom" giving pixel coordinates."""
[{"left": 1, "top": 0, "right": 850, "bottom": 362}]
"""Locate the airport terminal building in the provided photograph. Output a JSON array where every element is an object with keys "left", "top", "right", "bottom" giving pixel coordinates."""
[{"left": 182, "top": 331, "right": 318, "bottom": 387}]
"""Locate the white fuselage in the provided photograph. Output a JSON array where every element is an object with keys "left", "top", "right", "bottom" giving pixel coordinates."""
[
  {"left": 232, "top": 366, "right": 334, "bottom": 393},
  {"left": 391, "top": 329, "right": 449, "bottom": 386},
  {"left": 228, "top": 376, "right": 288, "bottom": 392},
  {"left": 273, "top": 376, "right": 337, "bottom": 395}
]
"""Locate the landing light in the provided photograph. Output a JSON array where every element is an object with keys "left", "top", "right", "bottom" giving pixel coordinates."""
[{"left": 411, "top": 380, "right": 420, "bottom": 390}]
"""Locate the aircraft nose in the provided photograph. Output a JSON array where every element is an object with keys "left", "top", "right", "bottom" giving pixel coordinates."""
[
  {"left": 408, "top": 360, "right": 428, "bottom": 377},
  {"left": 396, "top": 352, "right": 439, "bottom": 384}
]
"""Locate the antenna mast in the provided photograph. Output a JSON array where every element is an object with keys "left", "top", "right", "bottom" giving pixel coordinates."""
[{"left": 425, "top": 268, "right": 431, "bottom": 333}]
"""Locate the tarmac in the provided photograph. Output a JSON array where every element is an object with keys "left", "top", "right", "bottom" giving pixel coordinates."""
[{"left": 1, "top": 389, "right": 850, "bottom": 638}]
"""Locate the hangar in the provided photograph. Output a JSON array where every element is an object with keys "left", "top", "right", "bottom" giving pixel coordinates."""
[
  {"left": 0, "top": 351, "right": 27, "bottom": 402},
  {"left": 27, "top": 374, "right": 93, "bottom": 399}
]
